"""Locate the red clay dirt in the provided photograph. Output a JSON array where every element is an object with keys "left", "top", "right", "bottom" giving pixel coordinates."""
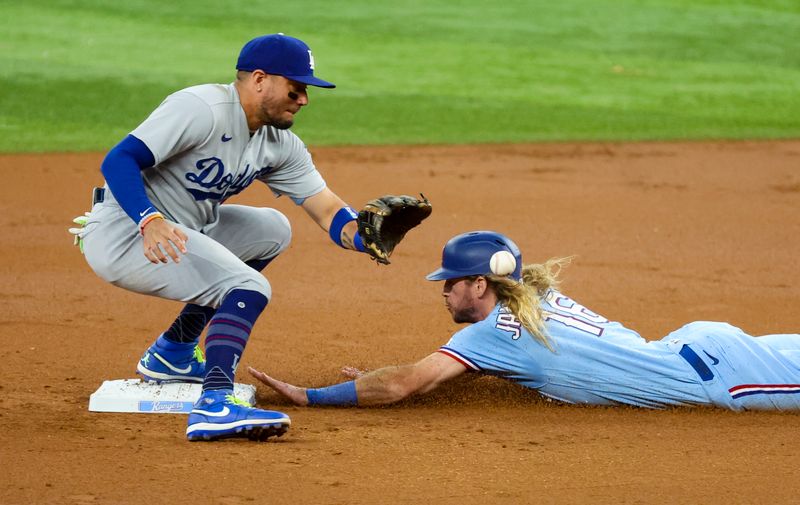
[{"left": 2, "top": 140, "right": 799, "bottom": 505}]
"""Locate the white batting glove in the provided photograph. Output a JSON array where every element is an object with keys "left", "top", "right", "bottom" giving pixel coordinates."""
[{"left": 68, "top": 212, "right": 91, "bottom": 253}]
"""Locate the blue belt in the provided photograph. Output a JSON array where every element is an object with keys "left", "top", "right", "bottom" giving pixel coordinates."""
[{"left": 678, "top": 344, "right": 715, "bottom": 382}]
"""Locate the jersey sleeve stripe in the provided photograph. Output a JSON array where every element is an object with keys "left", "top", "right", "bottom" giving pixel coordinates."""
[
  {"left": 728, "top": 384, "right": 800, "bottom": 399},
  {"left": 438, "top": 347, "right": 481, "bottom": 371}
]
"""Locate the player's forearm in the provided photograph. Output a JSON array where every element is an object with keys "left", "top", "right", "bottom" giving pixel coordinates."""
[
  {"left": 355, "top": 366, "right": 421, "bottom": 405},
  {"left": 101, "top": 134, "right": 162, "bottom": 229},
  {"left": 301, "top": 188, "right": 366, "bottom": 252},
  {"left": 306, "top": 365, "right": 422, "bottom": 406},
  {"left": 301, "top": 188, "right": 346, "bottom": 231}
]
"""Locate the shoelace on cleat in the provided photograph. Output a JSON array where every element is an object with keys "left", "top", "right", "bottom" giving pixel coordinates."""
[
  {"left": 225, "top": 394, "right": 252, "bottom": 408},
  {"left": 193, "top": 345, "right": 206, "bottom": 364}
]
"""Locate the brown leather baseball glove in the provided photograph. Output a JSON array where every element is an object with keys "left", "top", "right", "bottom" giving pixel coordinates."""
[{"left": 357, "top": 194, "right": 432, "bottom": 264}]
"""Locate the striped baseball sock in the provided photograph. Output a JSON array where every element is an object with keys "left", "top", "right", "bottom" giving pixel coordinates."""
[
  {"left": 162, "top": 258, "right": 275, "bottom": 345},
  {"left": 203, "top": 289, "right": 269, "bottom": 392}
]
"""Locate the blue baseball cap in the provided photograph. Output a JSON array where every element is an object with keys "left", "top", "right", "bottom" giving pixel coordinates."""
[
  {"left": 426, "top": 231, "right": 523, "bottom": 282},
  {"left": 236, "top": 34, "right": 335, "bottom": 88}
]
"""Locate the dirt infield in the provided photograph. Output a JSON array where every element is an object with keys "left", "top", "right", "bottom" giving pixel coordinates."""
[{"left": 2, "top": 140, "right": 799, "bottom": 505}]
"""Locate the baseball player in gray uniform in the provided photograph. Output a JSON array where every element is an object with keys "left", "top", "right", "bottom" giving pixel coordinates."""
[{"left": 75, "top": 34, "right": 392, "bottom": 441}]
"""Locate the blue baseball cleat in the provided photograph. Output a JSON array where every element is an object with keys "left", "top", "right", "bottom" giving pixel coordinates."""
[
  {"left": 137, "top": 335, "right": 206, "bottom": 383},
  {"left": 186, "top": 389, "right": 291, "bottom": 441}
]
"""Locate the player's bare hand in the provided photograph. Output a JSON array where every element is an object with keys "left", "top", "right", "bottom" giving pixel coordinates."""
[
  {"left": 341, "top": 366, "right": 367, "bottom": 379},
  {"left": 141, "top": 218, "right": 188, "bottom": 264},
  {"left": 247, "top": 366, "right": 309, "bottom": 406}
]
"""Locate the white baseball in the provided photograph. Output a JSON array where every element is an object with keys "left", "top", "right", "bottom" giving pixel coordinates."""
[{"left": 489, "top": 250, "right": 516, "bottom": 276}]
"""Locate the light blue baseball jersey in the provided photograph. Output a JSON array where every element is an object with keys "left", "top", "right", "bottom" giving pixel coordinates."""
[{"left": 439, "top": 289, "right": 800, "bottom": 410}]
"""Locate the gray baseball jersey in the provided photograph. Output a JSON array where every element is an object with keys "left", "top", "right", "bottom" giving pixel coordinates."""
[
  {"left": 119, "top": 83, "right": 325, "bottom": 229},
  {"left": 81, "top": 83, "right": 327, "bottom": 308}
]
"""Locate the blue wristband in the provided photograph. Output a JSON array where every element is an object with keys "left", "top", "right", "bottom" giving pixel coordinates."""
[
  {"left": 328, "top": 206, "right": 358, "bottom": 248},
  {"left": 353, "top": 230, "right": 365, "bottom": 252},
  {"left": 306, "top": 380, "right": 358, "bottom": 406}
]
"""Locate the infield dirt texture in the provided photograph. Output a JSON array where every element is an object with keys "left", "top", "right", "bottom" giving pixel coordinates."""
[
  {"left": 2, "top": 140, "right": 799, "bottom": 504},
  {"left": 3, "top": 0, "right": 800, "bottom": 502}
]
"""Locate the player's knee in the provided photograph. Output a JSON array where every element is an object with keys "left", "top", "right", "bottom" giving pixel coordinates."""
[
  {"left": 269, "top": 209, "right": 292, "bottom": 255},
  {"left": 245, "top": 208, "right": 292, "bottom": 262},
  {"left": 237, "top": 272, "right": 272, "bottom": 300}
]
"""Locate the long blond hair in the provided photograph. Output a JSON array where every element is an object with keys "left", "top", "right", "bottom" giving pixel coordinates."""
[{"left": 485, "top": 257, "right": 573, "bottom": 350}]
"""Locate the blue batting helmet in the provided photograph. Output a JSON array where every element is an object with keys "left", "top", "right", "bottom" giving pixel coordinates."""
[{"left": 426, "top": 231, "right": 522, "bottom": 281}]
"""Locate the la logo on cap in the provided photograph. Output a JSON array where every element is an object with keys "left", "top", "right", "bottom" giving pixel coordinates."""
[{"left": 236, "top": 33, "right": 336, "bottom": 88}]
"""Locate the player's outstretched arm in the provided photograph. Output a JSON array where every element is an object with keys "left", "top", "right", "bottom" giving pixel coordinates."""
[
  {"left": 352, "top": 352, "right": 467, "bottom": 404},
  {"left": 248, "top": 352, "right": 466, "bottom": 407},
  {"left": 300, "top": 188, "right": 361, "bottom": 250},
  {"left": 299, "top": 188, "right": 432, "bottom": 263}
]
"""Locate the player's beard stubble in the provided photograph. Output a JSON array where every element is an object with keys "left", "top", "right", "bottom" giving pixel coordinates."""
[
  {"left": 260, "top": 105, "right": 294, "bottom": 130},
  {"left": 446, "top": 299, "right": 482, "bottom": 324},
  {"left": 258, "top": 95, "right": 297, "bottom": 130}
]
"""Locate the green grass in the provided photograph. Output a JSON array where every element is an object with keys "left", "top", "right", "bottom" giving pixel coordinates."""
[{"left": 1, "top": 0, "right": 799, "bottom": 152}]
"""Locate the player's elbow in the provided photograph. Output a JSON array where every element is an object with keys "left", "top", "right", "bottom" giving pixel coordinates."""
[{"left": 102, "top": 135, "right": 155, "bottom": 177}]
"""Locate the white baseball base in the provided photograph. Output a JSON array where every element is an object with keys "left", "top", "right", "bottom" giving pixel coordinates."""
[{"left": 88, "top": 378, "right": 257, "bottom": 414}]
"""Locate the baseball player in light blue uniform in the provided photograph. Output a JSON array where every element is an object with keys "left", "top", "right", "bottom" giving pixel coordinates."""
[
  {"left": 74, "top": 34, "right": 384, "bottom": 441},
  {"left": 249, "top": 231, "right": 800, "bottom": 412}
]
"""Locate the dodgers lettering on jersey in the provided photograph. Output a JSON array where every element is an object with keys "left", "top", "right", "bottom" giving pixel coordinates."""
[
  {"left": 439, "top": 289, "right": 709, "bottom": 408},
  {"left": 118, "top": 84, "right": 325, "bottom": 230},
  {"left": 184, "top": 157, "right": 274, "bottom": 201}
]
